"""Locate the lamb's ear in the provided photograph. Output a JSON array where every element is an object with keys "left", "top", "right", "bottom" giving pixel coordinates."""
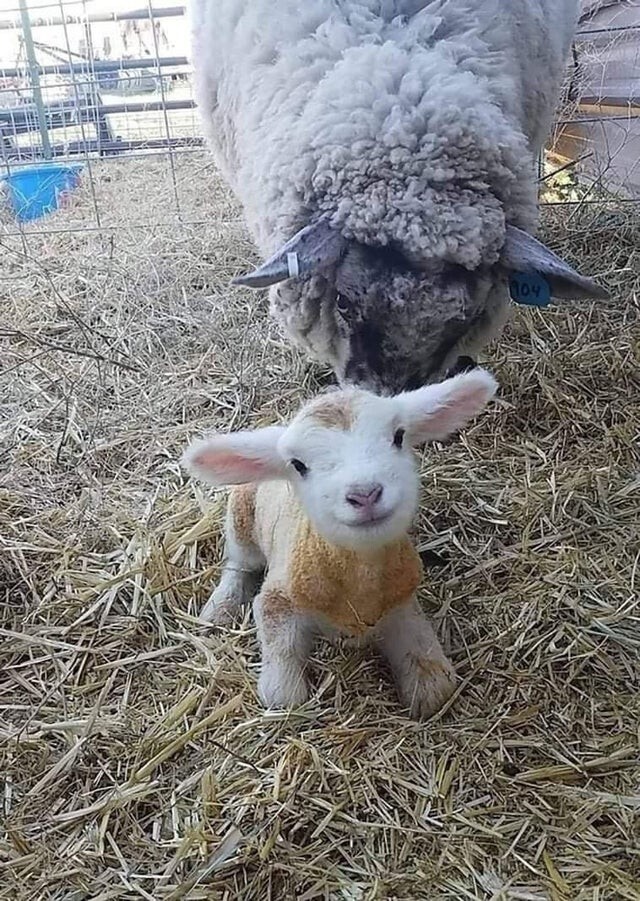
[
  {"left": 501, "top": 225, "right": 609, "bottom": 299},
  {"left": 232, "top": 219, "right": 347, "bottom": 288},
  {"left": 181, "top": 426, "right": 288, "bottom": 486},
  {"left": 400, "top": 369, "right": 498, "bottom": 444}
]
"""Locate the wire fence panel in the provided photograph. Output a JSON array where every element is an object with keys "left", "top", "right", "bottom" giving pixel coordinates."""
[
  {"left": 0, "top": 0, "right": 638, "bottom": 239},
  {"left": 545, "top": 1, "right": 640, "bottom": 205},
  {"left": 0, "top": 0, "right": 205, "bottom": 238}
]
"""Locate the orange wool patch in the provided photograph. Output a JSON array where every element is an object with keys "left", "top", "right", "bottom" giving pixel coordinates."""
[
  {"left": 230, "top": 484, "right": 257, "bottom": 545},
  {"left": 257, "top": 586, "right": 294, "bottom": 636},
  {"left": 304, "top": 395, "right": 355, "bottom": 431},
  {"left": 288, "top": 522, "right": 423, "bottom": 635}
]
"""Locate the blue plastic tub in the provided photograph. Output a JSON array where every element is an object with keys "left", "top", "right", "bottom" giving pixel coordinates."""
[{"left": 1, "top": 162, "right": 83, "bottom": 222}]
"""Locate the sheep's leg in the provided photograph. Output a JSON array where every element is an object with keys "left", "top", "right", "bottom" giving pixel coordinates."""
[
  {"left": 199, "top": 488, "right": 265, "bottom": 626},
  {"left": 253, "top": 587, "right": 314, "bottom": 708},
  {"left": 376, "top": 598, "right": 456, "bottom": 720}
]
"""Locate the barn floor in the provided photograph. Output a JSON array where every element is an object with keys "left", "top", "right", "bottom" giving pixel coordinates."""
[{"left": 1, "top": 153, "right": 639, "bottom": 900}]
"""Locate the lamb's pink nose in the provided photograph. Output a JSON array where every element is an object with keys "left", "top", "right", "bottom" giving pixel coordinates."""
[{"left": 346, "top": 484, "right": 383, "bottom": 510}]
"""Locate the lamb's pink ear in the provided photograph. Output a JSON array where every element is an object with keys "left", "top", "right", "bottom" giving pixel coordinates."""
[
  {"left": 181, "top": 426, "right": 288, "bottom": 486},
  {"left": 401, "top": 369, "right": 498, "bottom": 444}
]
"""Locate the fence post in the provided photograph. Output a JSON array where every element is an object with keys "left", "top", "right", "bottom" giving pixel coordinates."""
[{"left": 18, "top": 0, "right": 52, "bottom": 160}]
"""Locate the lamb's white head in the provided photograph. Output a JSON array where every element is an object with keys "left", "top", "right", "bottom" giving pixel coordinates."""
[{"left": 181, "top": 369, "right": 498, "bottom": 551}]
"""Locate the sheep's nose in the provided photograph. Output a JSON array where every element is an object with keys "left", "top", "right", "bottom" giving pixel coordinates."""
[{"left": 346, "top": 484, "right": 383, "bottom": 509}]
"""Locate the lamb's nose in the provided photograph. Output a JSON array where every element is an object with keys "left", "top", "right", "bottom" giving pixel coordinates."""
[{"left": 346, "top": 484, "right": 383, "bottom": 509}]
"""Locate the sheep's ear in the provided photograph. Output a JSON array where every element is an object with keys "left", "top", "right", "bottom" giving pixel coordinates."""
[
  {"left": 501, "top": 225, "right": 609, "bottom": 299},
  {"left": 232, "top": 219, "right": 347, "bottom": 288},
  {"left": 400, "top": 369, "right": 498, "bottom": 444},
  {"left": 181, "top": 426, "right": 288, "bottom": 486}
]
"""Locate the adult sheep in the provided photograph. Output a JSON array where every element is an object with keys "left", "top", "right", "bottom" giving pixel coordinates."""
[{"left": 189, "top": 0, "right": 607, "bottom": 394}]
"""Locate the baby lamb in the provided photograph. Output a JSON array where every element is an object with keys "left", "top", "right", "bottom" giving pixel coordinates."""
[{"left": 181, "top": 368, "right": 497, "bottom": 718}]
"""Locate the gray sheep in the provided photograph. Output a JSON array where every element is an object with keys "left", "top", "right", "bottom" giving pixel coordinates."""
[{"left": 189, "top": 0, "right": 607, "bottom": 393}]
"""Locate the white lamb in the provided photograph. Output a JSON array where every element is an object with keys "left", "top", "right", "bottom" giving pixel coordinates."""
[
  {"left": 181, "top": 368, "right": 497, "bottom": 718},
  {"left": 189, "top": 0, "right": 607, "bottom": 394}
]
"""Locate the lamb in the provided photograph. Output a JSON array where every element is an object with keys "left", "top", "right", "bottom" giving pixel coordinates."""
[
  {"left": 181, "top": 368, "right": 497, "bottom": 718},
  {"left": 189, "top": 0, "right": 607, "bottom": 394}
]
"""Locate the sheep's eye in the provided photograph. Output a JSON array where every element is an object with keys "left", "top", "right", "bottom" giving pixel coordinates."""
[
  {"left": 393, "top": 428, "right": 405, "bottom": 449},
  {"left": 290, "top": 458, "right": 308, "bottom": 476}
]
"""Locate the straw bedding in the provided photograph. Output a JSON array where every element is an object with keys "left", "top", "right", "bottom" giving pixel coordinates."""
[{"left": 1, "top": 153, "right": 639, "bottom": 900}]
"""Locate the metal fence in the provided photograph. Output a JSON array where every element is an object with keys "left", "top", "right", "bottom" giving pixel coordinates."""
[
  {"left": 0, "top": 0, "right": 638, "bottom": 240},
  {"left": 549, "top": 4, "right": 640, "bottom": 207},
  {"left": 0, "top": 0, "right": 205, "bottom": 237}
]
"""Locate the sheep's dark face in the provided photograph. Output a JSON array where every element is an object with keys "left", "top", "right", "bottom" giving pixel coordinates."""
[
  {"left": 328, "top": 246, "right": 500, "bottom": 395},
  {"left": 236, "top": 221, "right": 607, "bottom": 394},
  {"left": 269, "top": 245, "right": 500, "bottom": 395}
]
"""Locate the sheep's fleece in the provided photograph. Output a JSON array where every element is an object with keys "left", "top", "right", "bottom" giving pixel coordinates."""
[{"left": 190, "top": 0, "right": 607, "bottom": 393}]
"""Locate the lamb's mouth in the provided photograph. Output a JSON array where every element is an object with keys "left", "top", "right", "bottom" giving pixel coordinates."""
[{"left": 349, "top": 511, "right": 394, "bottom": 529}]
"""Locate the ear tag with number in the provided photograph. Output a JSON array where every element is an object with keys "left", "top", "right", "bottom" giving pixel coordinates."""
[{"left": 509, "top": 272, "right": 552, "bottom": 307}]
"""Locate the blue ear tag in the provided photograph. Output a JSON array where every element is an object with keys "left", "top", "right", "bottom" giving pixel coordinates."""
[{"left": 509, "top": 272, "right": 552, "bottom": 307}]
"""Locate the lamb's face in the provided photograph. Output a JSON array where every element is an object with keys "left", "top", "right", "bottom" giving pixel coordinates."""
[
  {"left": 181, "top": 370, "right": 498, "bottom": 553},
  {"left": 279, "top": 390, "right": 420, "bottom": 551}
]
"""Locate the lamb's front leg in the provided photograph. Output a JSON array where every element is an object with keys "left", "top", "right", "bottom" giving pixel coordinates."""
[
  {"left": 376, "top": 598, "right": 456, "bottom": 720},
  {"left": 200, "top": 533, "right": 264, "bottom": 625},
  {"left": 200, "top": 486, "right": 265, "bottom": 626},
  {"left": 253, "top": 587, "right": 314, "bottom": 708}
]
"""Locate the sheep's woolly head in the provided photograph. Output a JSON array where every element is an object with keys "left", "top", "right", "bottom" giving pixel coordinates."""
[
  {"left": 227, "top": 2, "right": 608, "bottom": 393},
  {"left": 182, "top": 368, "right": 498, "bottom": 551},
  {"left": 235, "top": 220, "right": 609, "bottom": 395}
]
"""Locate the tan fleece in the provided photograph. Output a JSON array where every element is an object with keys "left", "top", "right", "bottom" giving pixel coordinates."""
[{"left": 229, "top": 480, "right": 422, "bottom": 635}]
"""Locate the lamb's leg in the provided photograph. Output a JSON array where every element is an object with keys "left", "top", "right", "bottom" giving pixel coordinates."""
[
  {"left": 200, "top": 487, "right": 265, "bottom": 626},
  {"left": 253, "top": 587, "right": 314, "bottom": 708},
  {"left": 376, "top": 598, "right": 456, "bottom": 720}
]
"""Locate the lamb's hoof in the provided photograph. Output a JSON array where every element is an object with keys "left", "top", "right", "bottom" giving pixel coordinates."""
[
  {"left": 447, "top": 356, "right": 477, "bottom": 377},
  {"left": 398, "top": 657, "right": 457, "bottom": 720},
  {"left": 198, "top": 594, "right": 240, "bottom": 627},
  {"left": 258, "top": 665, "right": 309, "bottom": 709}
]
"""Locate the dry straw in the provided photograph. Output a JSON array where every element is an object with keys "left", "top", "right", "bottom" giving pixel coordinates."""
[{"left": 1, "top": 153, "right": 639, "bottom": 899}]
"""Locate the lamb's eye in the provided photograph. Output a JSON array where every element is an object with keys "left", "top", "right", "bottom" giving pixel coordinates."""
[
  {"left": 290, "top": 458, "right": 308, "bottom": 476},
  {"left": 393, "top": 428, "right": 405, "bottom": 449}
]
